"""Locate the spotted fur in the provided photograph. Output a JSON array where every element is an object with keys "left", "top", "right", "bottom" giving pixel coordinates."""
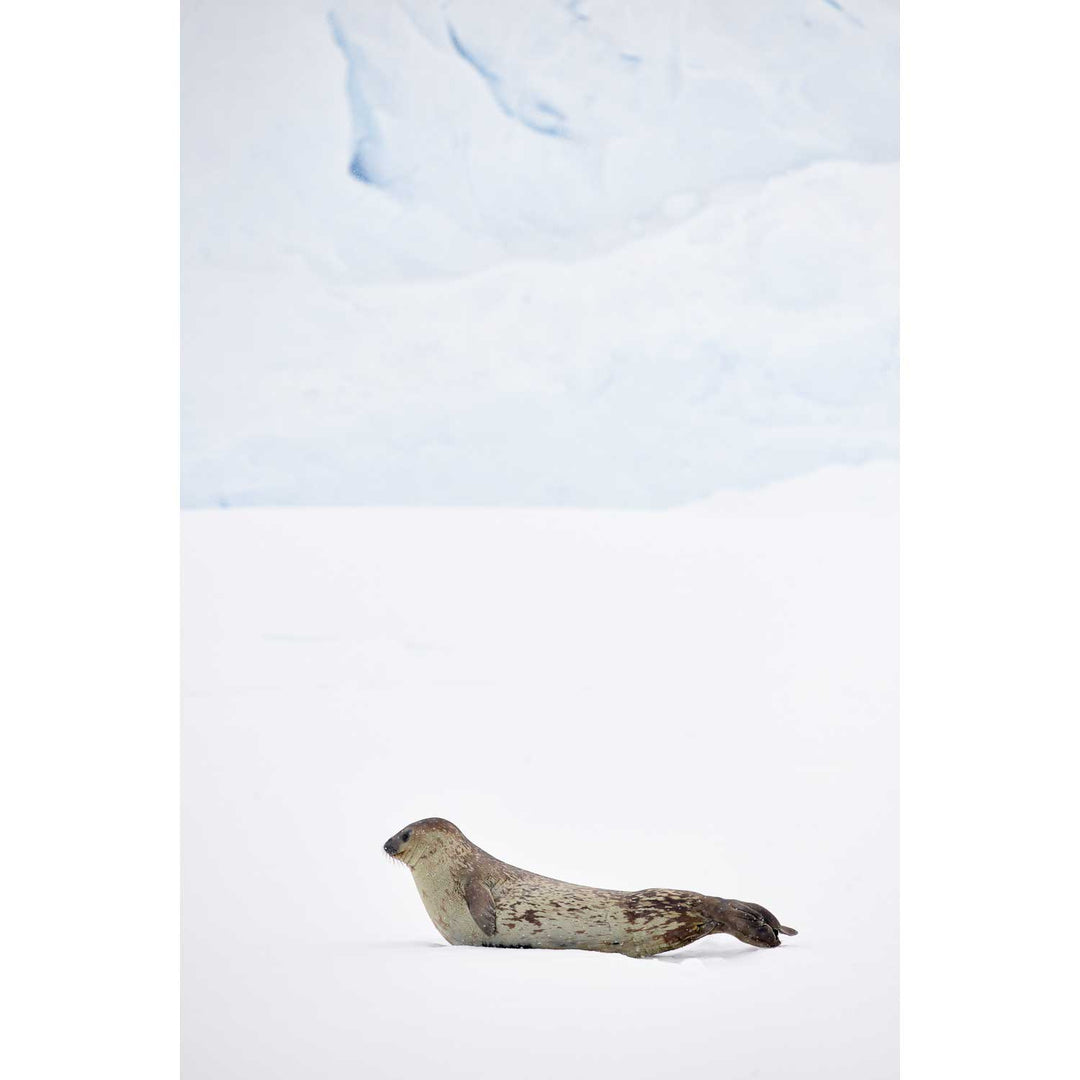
[{"left": 383, "top": 818, "right": 796, "bottom": 958}]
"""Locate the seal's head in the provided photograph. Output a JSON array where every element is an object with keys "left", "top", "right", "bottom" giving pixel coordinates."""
[{"left": 382, "top": 817, "right": 468, "bottom": 869}]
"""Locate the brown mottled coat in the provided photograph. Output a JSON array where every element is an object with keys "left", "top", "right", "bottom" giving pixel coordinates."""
[{"left": 383, "top": 818, "right": 796, "bottom": 958}]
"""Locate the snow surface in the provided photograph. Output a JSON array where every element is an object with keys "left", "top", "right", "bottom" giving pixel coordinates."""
[
  {"left": 182, "top": 464, "right": 898, "bottom": 1079},
  {"left": 181, "top": 0, "right": 898, "bottom": 507}
]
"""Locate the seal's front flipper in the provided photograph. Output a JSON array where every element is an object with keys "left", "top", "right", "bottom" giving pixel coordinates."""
[{"left": 465, "top": 878, "right": 497, "bottom": 937}]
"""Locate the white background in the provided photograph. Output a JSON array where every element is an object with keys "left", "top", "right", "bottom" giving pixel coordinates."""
[
  {"left": 182, "top": 466, "right": 896, "bottom": 1078},
  {"left": 2, "top": 3, "right": 1079, "bottom": 1080}
]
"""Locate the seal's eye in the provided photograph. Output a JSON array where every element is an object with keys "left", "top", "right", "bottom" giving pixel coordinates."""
[{"left": 401, "top": 830, "right": 411, "bottom": 842}]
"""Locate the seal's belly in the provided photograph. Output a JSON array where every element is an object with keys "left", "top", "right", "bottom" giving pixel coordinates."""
[
  {"left": 412, "top": 867, "right": 712, "bottom": 956},
  {"left": 488, "top": 879, "right": 626, "bottom": 951}
]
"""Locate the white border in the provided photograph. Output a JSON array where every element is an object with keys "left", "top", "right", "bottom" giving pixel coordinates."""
[
  {"left": 2, "top": 3, "right": 179, "bottom": 1078},
  {"left": 3, "top": 0, "right": 1078, "bottom": 1077},
  {"left": 903, "top": 1, "right": 1077, "bottom": 1075}
]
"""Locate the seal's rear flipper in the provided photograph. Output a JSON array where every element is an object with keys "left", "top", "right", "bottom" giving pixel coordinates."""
[
  {"left": 705, "top": 898, "right": 797, "bottom": 947},
  {"left": 741, "top": 900, "right": 798, "bottom": 939}
]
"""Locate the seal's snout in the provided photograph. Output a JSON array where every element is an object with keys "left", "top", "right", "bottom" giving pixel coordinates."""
[{"left": 384, "top": 826, "right": 413, "bottom": 857}]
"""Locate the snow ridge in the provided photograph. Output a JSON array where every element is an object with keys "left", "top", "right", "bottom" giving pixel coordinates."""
[{"left": 181, "top": 0, "right": 898, "bottom": 507}]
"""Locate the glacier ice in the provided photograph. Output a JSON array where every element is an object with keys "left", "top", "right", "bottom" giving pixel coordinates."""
[
  {"left": 180, "top": 0, "right": 898, "bottom": 507},
  {"left": 327, "top": 0, "right": 898, "bottom": 259}
]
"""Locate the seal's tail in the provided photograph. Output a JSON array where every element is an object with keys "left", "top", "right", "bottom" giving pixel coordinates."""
[{"left": 702, "top": 897, "right": 798, "bottom": 948}]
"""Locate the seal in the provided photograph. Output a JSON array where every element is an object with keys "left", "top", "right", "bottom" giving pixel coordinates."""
[{"left": 383, "top": 818, "right": 797, "bottom": 958}]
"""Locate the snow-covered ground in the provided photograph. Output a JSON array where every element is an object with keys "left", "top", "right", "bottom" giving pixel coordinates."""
[
  {"left": 181, "top": 0, "right": 898, "bottom": 507},
  {"left": 182, "top": 464, "right": 897, "bottom": 1079}
]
